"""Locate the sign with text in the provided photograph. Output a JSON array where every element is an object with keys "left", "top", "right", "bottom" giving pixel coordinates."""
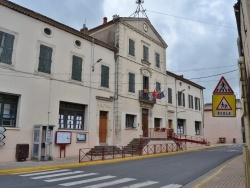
[
  {"left": 212, "top": 94, "right": 236, "bottom": 117},
  {"left": 55, "top": 131, "right": 72, "bottom": 144}
]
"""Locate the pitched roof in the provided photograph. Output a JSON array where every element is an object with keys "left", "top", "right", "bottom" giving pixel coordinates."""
[
  {"left": 0, "top": 0, "right": 117, "bottom": 52},
  {"left": 89, "top": 17, "right": 168, "bottom": 48},
  {"left": 167, "top": 71, "right": 205, "bottom": 89}
]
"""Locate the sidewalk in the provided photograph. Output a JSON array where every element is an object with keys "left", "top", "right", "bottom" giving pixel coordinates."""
[{"left": 0, "top": 144, "right": 245, "bottom": 188}]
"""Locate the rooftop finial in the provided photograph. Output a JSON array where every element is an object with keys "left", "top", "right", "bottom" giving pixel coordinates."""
[{"left": 130, "top": 0, "right": 148, "bottom": 18}]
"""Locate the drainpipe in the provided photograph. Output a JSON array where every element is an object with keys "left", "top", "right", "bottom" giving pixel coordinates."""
[{"left": 88, "top": 38, "right": 95, "bottom": 133}]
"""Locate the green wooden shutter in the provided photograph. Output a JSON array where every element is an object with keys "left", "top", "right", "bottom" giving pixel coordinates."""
[
  {"left": 38, "top": 45, "right": 52, "bottom": 74},
  {"left": 155, "top": 53, "right": 160, "bottom": 68},
  {"left": 156, "top": 82, "right": 161, "bottom": 92},
  {"left": 71, "top": 55, "right": 82, "bottom": 81},
  {"left": 129, "top": 73, "right": 135, "bottom": 93},
  {"left": 129, "top": 39, "right": 135, "bottom": 56},
  {"left": 101, "top": 65, "right": 109, "bottom": 88},
  {"left": 143, "top": 45, "right": 148, "bottom": 61},
  {"left": 0, "top": 31, "right": 15, "bottom": 65},
  {"left": 168, "top": 88, "right": 172, "bottom": 104}
]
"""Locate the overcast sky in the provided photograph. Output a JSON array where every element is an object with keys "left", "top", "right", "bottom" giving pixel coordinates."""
[{"left": 9, "top": 0, "right": 239, "bottom": 104}]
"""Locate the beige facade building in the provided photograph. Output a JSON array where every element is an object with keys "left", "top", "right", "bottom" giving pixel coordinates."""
[
  {"left": 166, "top": 71, "right": 205, "bottom": 137},
  {"left": 0, "top": 1, "right": 205, "bottom": 162},
  {"left": 0, "top": 1, "right": 116, "bottom": 162},
  {"left": 204, "top": 100, "right": 243, "bottom": 144}
]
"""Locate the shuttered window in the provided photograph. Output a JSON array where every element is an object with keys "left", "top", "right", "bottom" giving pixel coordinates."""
[
  {"left": 0, "top": 31, "right": 15, "bottom": 65},
  {"left": 156, "top": 82, "right": 161, "bottom": 92},
  {"left": 155, "top": 53, "right": 160, "bottom": 68},
  {"left": 38, "top": 44, "right": 53, "bottom": 74},
  {"left": 71, "top": 55, "right": 82, "bottom": 81},
  {"left": 143, "top": 45, "right": 149, "bottom": 61},
  {"left": 101, "top": 65, "right": 109, "bottom": 88},
  {"left": 168, "top": 88, "right": 172, "bottom": 104},
  {"left": 128, "top": 72, "right": 135, "bottom": 93},
  {"left": 188, "top": 95, "right": 193, "bottom": 109},
  {"left": 195, "top": 97, "right": 200, "bottom": 110},
  {"left": 129, "top": 39, "right": 135, "bottom": 56}
]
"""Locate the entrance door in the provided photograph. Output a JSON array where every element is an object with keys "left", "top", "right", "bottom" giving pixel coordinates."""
[
  {"left": 99, "top": 111, "right": 108, "bottom": 144},
  {"left": 142, "top": 109, "right": 148, "bottom": 137}
]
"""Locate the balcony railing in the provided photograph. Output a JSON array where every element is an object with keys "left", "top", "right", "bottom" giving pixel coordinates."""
[{"left": 139, "top": 90, "right": 156, "bottom": 104}]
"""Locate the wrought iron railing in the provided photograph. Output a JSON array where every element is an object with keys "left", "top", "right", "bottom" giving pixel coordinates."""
[
  {"left": 79, "top": 143, "right": 181, "bottom": 163},
  {"left": 138, "top": 90, "right": 156, "bottom": 104}
]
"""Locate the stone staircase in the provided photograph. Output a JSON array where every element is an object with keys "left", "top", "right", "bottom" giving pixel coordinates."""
[
  {"left": 86, "top": 146, "right": 122, "bottom": 156},
  {"left": 124, "top": 138, "right": 150, "bottom": 155}
]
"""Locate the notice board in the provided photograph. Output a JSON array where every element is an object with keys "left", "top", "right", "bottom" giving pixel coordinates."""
[{"left": 55, "top": 131, "right": 72, "bottom": 144}]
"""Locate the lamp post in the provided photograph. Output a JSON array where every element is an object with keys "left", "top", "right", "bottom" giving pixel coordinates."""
[{"left": 92, "top": 58, "right": 102, "bottom": 72}]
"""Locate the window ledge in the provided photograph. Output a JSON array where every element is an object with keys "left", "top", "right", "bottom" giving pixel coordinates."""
[
  {"left": 5, "top": 127, "right": 20, "bottom": 131},
  {"left": 125, "top": 128, "right": 138, "bottom": 130},
  {"left": 68, "top": 79, "right": 84, "bottom": 85}
]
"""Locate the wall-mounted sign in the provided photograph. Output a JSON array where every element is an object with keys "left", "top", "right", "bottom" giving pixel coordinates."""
[
  {"left": 0, "top": 134, "right": 5, "bottom": 141},
  {"left": 76, "top": 133, "right": 86, "bottom": 142},
  {"left": 0, "top": 127, "right": 6, "bottom": 133},
  {"left": 55, "top": 131, "right": 72, "bottom": 144}
]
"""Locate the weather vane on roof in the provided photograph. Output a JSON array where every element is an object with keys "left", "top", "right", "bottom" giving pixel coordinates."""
[{"left": 130, "top": 0, "right": 148, "bottom": 18}]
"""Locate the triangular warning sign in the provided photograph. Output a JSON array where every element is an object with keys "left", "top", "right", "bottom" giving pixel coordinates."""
[
  {"left": 213, "top": 76, "right": 234, "bottom": 94},
  {"left": 216, "top": 96, "right": 232, "bottom": 110}
]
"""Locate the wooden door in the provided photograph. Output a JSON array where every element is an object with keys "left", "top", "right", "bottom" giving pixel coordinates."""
[
  {"left": 142, "top": 109, "right": 148, "bottom": 137},
  {"left": 99, "top": 111, "right": 108, "bottom": 144}
]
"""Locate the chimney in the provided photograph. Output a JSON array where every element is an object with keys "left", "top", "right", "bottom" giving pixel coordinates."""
[
  {"left": 103, "top": 17, "right": 107, "bottom": 24},
  {"left": 80, "top": 24, "right": 89, "bottom": 35}
]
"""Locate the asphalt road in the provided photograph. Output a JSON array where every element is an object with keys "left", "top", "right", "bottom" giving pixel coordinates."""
[{"left": 0, "top": 145, "right": 242, "bottom": 188}]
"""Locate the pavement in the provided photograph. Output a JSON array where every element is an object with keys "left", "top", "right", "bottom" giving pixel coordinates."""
[{"left": 0, "top": 144, "right": 245, "bottom": 188}]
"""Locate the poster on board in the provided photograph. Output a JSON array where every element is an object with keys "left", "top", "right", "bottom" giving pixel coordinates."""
[{"left": 55, "top": 131, "right": 72, "bottom": 144}]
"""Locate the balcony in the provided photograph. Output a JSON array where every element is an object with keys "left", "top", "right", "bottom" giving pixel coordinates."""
[{"left": 139, "top": 90, "right": 156, "bottom": 104}]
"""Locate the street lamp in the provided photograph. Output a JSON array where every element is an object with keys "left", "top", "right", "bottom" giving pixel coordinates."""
[{"left": 92, "top": 58, "right": 102, "bottom": 72}]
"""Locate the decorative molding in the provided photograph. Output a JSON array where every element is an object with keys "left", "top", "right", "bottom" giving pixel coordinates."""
[
  {"left": 96, "top": 96, "right": 114, "bottom": 102},
  {"left": 140, "top": 67, "right": 152, "bottom": 77},
  {"left": 140, "top": 101, "right": 154, "bottom": 109}
]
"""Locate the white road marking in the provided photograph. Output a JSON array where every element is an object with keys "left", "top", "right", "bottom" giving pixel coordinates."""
[
  {"left": 160, "top": 184, "right": 183, "bottom": 188},
  {"left": 20, "top": 169, "right": 70, "bottom": 176},
  {"left": 31, "top": 171, "right": 84, "bottom": 179},
  {"left": 82, "top": 178, "right": 136, "bottom": 188},
  {"left": 59, "top": 175, "right": 115, "bottom": 186},
  {"left": 44, "top": 173, "right": 98, "bottom": 182},
  {"left": 121, "top": 180, "right": 159, "bottom": 187}
]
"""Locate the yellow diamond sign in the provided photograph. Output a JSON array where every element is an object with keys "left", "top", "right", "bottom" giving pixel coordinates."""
[{"left": 212, "top": 94, "right": 236, "bottom": 117}]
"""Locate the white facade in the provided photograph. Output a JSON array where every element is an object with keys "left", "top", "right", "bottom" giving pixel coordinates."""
[
  {"left": 0, "top": 1, "right": 206, "bottom": 162},
  {"left": 166, "top": 71, "right": 205, "bottom": 137},
  {"left": 90, "top": 17, "right": 169, "bottom": 146},
  {"left": 0, "top": 1, "right": 116, "bottom": 162}
]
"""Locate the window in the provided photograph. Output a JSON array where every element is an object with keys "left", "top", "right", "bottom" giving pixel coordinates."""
[
  {"left": 178, "top": 91, "right": 185, "bottom": 107},
  {"left": 177, "top": 119, "right": 184, "bottom": 134},
  {"left": 126, "top": 114, "right": 135, "bottom": 128},
  {"left": 195, "top": 121, "right": 201, "bottom": 135},
  {"left": 59, "top": 102, "right": 85, "bottom": 130},
  {"left": 129, "top": 39, "right": 135, "bottom": 56},
  {"left": 156, "top": 82, "right": 161, "bottom": 92},
  {"left": 143, "top": 45, "right": 149, "bottom": 61},
  {"left": 168, "top": 88, "right": 172, "bottom": 104},
  {"left": 71, "top": 55, "right": 82, "bottom": 81},
  {"left": 101, "top": 65, "right": 109, "bottom": 88},
  {"left": 0, "top": 31, "right": 15, "bottom": 65},
  {"left": 155, "top": 52, "right": 160, "bottom": 68},
  {"left": 128, "top": 72, "right": 135, "bottom": 93},
  {"left": 38, "top": 44, "right": 53, "bottom": 74},
  {"left": 0, "top": 94, "right": 18, "bottom": 127},
  {"left": 195, "top": 97, "right": 201, "bottom": 110},
  {"left": 188, "top": 95, "right": 193, "bottom": 109},
  {"left": 154, "top": 118, "right": 160, "bottom": 128}
]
